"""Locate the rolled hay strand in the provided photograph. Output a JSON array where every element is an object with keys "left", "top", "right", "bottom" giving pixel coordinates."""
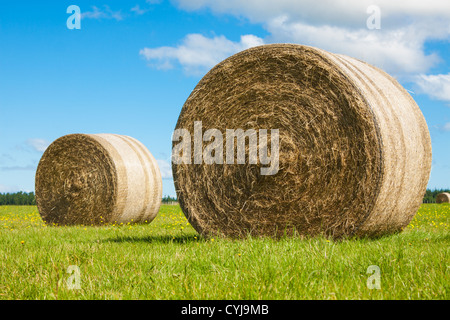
[
  {"left": 35, "top": 134, "right": 162, "bottom": 226},
  {"left": 436, "top": 193, "right": 450, "bottom": 204},
  {"left": 172, "top": 44, "right": 432, "bottom": 239}
]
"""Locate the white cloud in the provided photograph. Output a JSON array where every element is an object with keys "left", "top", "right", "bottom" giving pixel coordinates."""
[
  {"left": 26, "top": 138, "right": 50, "bottom": 153},
  {"left": 0, "top": 154, "right": 15, "bottom": 164},
  {"left": 265, "top": 17, "right": 440, "bottom": 75},
  {"left": 81, "top": 5, "right": 124, "bottom": 21},
  {"left": 156, "top": 159, "right": 173, "bottom": 179},
  {"left": 174, "top": 0, "right": 450, "bottom": 27},
  {"left": 442, "top": 122, "right": 450, "bottom": 132},
  {"left": 0, "top": 184, "right": 20, "bottom": 193},
  {"left": 140, "top": 33, "right": 264, "bottom": 75},
  {"left": 130, "top": 5, "right": 147, "bottom": 15},
  {"left": 0, "top": 165, "right": 36, "bottom": 171},
  {"left": 168, "top": 0, "right": 450, "bottom": 76},
  {"left": 414, "top": 73, "right": 450, "bottom": 102}
]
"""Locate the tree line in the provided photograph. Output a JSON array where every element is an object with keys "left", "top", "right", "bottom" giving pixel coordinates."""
[
  {"left": 0, "top": 192, "right": 36, "bottom": 205},
  {"left": 162, "top": 195, "right": 178, "bottom": 204},
  {"left": 0, "top": 192, "right": 178, "bottom": 205},
  {"left": 0, "top": 190, "right": 447, "bottom": 205}
]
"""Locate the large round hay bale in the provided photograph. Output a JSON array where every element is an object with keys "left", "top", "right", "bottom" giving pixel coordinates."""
[
  {"left": 36, "top": 134, "right": 162, "bottom": 226},
  {"left": 436, "top": 193, "right": 450, "bottom": 204},
  {"left": 172, "top": 44, "right": 432, "bottom": 239}
]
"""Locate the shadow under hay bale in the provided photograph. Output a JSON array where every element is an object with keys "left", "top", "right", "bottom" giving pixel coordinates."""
[
  {"left": 35, "top": 134, "right": 162, "bottom": 226},
  {"left": 172, "top": 44, "right": 432, "bottom": 239}
]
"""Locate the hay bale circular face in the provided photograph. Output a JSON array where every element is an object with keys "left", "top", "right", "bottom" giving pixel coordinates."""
[
  {"left": 436, "top": 193, "right": 450, "bottom": 204},
  {"left": 172, "top": 44, "right": 432, "bottom": 239},
  {"left": 35, "top": 134, "right": 162, "bottom": 226}
]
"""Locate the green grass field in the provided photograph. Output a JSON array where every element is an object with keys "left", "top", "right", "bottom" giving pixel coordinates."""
[{"left": 0, "top": 204, "right": 448, "bottom": 300}]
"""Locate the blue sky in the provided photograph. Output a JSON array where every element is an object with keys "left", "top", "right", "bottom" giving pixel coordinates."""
[{"left": 0, "top": 0, "right": 449, "bottom": 197}]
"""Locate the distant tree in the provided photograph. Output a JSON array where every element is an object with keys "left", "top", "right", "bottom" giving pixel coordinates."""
[
  {"left": 0, "top": 192, "right": 36, "bottom": 205},
  {"left": 1, "top": 189, "right": 446, "bottom": 205},
  {"left": 162, "top": 195, "right": 178, "bottom": 204}
]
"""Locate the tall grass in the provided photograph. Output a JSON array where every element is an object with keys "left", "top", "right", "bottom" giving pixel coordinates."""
[{"left": 0, "top": 204, "right": 448, "bottom": 299}]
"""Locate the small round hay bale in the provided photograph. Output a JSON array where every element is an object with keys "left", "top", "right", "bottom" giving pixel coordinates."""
[
  {"left": 436, "top": 192, "right": 450, "bottom": 204},
  {"left": 172, "top": 44, "right": 432, "bottom": 239},
  {"left": 35, "top": 133, "right": 162, "bottom": 226}
]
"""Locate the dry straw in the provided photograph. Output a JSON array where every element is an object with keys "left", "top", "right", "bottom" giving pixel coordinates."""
[
  {"left": 172, "top": 44, "right": 432, "bottom": 239},
  {"left": 35, "top": 133, "right": 162, "bottom": 226},
  {"left": 436, "top": 193, "right": 450, "bottom": 204}
]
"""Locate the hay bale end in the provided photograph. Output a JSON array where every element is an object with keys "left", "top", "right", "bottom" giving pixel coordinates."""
[
  {"left": 436, "top": 192, "right": 450, "bottom": 204},
  {"left": 35, "top": 133, "right": 162, "bottom": 226}
]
